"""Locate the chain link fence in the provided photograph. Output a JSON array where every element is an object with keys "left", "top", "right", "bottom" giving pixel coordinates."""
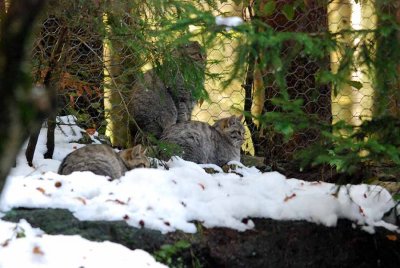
[
  {"left": 30, "top": 0, "right": 378, "bottom": 170},
  {"left": 253, "top": 0, "right": 331, "bottom": 166}
]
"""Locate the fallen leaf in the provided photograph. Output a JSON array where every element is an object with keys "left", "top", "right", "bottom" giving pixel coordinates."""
[
  {"left": 284, "top": 193, "right": 296, "bottom": 202},
  {"left": 164, "top": 221, "right": 170, "bottom": 226},
  {"left": 1, "top": 239, "right": 10, "bottom": 247},
  {"left": 386, "top": 234, "right": 397, "bottom": 241},
  {"left": 359, "top": 206, "right": 365, "bottom": 216},
  {"left": 33, "top": 246, "right": 44, "bottom": 255},
  {"left": 123, "top": 215, "right": 130, "bottom": 220},
  {"left": 198, "top": 183, "right": 205, "bottom": 190},
  {"left": 106, "top": 199, "right": 126, "bottom": 205},
  {"left": 36, "top": 187, "right": 50, "bottom": 197},
  {"left": 139, "top": 220, "right": 145, "bottom": 227},
  {"left": 86, "top": 128, "right": 96, "bottom": 135},
  {"left": 54, "top": 181, "right": 62, "bottom": 188},
  {"left": 181, "top": 201, "right": 187, "bottom": 207},
  {"left": 35, "top": 184, "right": 46, "bottom": 193},
  {"left": 75, "top": 197, "right": 87, "bottom": 205}
]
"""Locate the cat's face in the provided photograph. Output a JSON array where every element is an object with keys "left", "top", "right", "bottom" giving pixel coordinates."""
[
  {"left": 176, "top": 41, "right": 206, "bottom": 68},
  {"left": 119, "top": 144, "right": 150, "bottom": 169},
  {"left": 214, "top": 115, "right": 245, "bottom": 147}
]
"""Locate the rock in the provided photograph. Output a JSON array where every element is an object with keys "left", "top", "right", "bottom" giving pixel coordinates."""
[
  {"left": 3, "top": 208, "right": 166, "bottom": 252},
  {"left": 3, "top": 208, "right": 400, "bottom": 267},
  {"left": 241, "top": 155, "right": 266, "bottom": 170}
]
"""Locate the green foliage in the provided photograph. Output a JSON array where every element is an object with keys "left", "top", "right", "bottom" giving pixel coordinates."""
[
  {"left": 146, "top": 137, "right": 183, "bottom": 161},
  {"left": 154, "top": 240, "right": 193, "bottom": 268},
  {"left": 257, "top": 94, "right": 313, "bottom": 141},
  {"left": 211, "top": 2, "right": 400, "bottom": 179},
  {"left": 36, "top": 0, "right": 400, "bottom": 180},
  {"left": 296, "top": 116, "right": 400, "bottom": 175}
]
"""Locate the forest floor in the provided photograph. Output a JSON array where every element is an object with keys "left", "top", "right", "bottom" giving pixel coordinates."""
[
  {"left": 4, "top": 208, "right": 400, "bottom": 268},
  {"left": 1, "top": 118, "right": 399, "bottom": 267}
]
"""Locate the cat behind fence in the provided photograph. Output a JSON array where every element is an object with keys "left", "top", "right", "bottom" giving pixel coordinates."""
[
  {"left": 161, "top": 115, "right": 245, "bottom": 166},
  {"left": 58, "top": 144, "right": 149, "bottom": 180},
  {"left": 127, "top": 41, "right": 206, "bottom": 140}
]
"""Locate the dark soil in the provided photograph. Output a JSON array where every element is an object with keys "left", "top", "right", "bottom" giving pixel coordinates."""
[{"left": 4, "top": 208, "right": 400, "bottom": 268}]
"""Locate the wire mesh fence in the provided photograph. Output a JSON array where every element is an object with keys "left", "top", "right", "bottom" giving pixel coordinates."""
[
  {"left": 30, "top": 0, "right": 380, "bottom": 171},
  {"left": 251, "top": 0, "right": 332, "bottom": 165}
]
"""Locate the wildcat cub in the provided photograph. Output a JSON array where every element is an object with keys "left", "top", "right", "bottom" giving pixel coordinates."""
[
  {"left": 161, "top": 115, "right": 245, "bottom": 166},
  {"left": 58, "top": 144, "right": 149, "bottom": 180},
  {"left": 127, "top": 41, "right": 206, "bottom": 139}
]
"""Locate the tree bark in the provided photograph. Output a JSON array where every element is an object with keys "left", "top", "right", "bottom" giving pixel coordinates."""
[
  {"left": 44, "top": 115, "right": 56, "bottom": 159},
  {"left": 0, "top": 0, "right": 6, "bottom": 27},
  {"left": 0, "top": 0, "right": 47, "bottom": 193},
  {"left": 25, "top": 24, "right": 67, "bottom": 164},
  {"left": 103, "top": 10, "right": 136, "bottom": 148},
  {"left": 25, "top": 127, "right": 42, "bottom": 167}
]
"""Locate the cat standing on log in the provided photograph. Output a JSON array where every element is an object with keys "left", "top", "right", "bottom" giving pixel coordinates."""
[
  {"left": 161, "top": 115, "right": 245, "bottom": 166},
  {"left": 127, "top": 41, "right": 206, "bottom": 140},
  {"left": 58, "top": 144, "right": 149, "bottom": 180}
]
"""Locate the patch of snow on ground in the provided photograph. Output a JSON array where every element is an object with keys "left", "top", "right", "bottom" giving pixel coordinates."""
[
  {"left": 0, "top": 219, "right": 166, "bottom": 268},
  {"left": 0, "top": 115, "right": 398, "bottom": 236}
]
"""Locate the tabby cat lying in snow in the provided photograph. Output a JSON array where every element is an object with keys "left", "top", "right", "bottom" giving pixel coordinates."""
[
  {"left": 58, "top": 144, "right": 149, "bottom": 180},
  {"left": 161, "top": 115, "right": 245, "bottom": 166}
]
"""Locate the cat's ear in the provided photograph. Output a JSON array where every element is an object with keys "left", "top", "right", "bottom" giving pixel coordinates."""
[
  {"left": 218, "top": 117, "right": 229, "bottom": 128},
  {"left": 227, "top": 114, "right": 242, "bottom": 126},
  {"left": 119, "top": 148, "right": 133, "bottom": 161},
  {"left": 131, "top": 144, "right": 147, "bottom": 157},
  {"left": 131, "top": 144, "right": 143, "bottom": 157}
]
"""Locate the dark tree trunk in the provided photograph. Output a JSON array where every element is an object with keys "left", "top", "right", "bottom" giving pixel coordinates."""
[
  {"left": 25, "top": 127, "right": 42, "bottom": 167},
  {"left": 44, "top": 115, "right": 56, "bottom": 159},
  {"left": 25, "top": 24, "right": 67, "bottom": 164},
  {"left": 0, "top": 0, "right": 6, "bottom": 26},
  {"left": 257, "top": 0, "right": 331, "bottom": 167},
  {"left": 0, "top": 0, "right": 48, "bottom": 193}
]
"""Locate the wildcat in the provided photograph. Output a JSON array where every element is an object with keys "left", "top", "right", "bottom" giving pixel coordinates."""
[
  {"left": 58, "top": 144, "right": 149, "bottom": 180},
  {"left": 161, "top": 115, "right": 245, "bottom": 166},
  {"left": 127, "top": 41, "right": 206, "bottom": 140}
]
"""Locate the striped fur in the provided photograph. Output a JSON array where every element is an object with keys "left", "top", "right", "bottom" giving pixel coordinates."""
[
  {"left": 58, "top": 144, "right": 149, "bottom": 180},
  {"left": 161, "top": 115, "right": 245, "bottom": 166},
  {"left": 127, "top": 41, "right": 206, "bottom": 139}
]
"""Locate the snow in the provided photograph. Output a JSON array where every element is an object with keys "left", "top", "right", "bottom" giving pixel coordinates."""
[
  {"left": 0, "top": 219, "right": 166, "bottom": 268},
  {"left": 215, "top": 16, "right": 244, "bottom": 30},
  {"left": 0, "top": 115, "right": 398, "bottom": 266}
]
